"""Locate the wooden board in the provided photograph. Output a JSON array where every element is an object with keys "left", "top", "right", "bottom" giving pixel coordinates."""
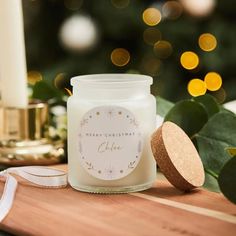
[{"left": 0, "top": 165, "right": 236, "bottom": 236}]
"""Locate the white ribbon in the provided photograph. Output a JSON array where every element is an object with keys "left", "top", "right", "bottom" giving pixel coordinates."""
[{"left": 0, "top": 166, "right": 67, "bottom": 222}]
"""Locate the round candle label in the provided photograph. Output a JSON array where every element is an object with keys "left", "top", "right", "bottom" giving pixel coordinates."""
[{"left": 78, "top": 106, "right": 143, "bottom": 180}]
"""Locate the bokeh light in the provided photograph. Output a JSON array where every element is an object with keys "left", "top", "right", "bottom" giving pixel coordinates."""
[
  {"left": 211, "top": 88, "right": 226, "bottom": 104},
  {"left": 111, "top": 48, "right": 130, "bottom": 67},
  {"left": 141, "top": 56, "right": 162, "bottom": 76},
  {"left": 59, "top": 15, "right": 98, "bottom": 52},
  {"left": 162, "top": 1, "right": 183, "bottom": 20},
  {"left": 111, "top": 0, "right": 130, "bottom": 9},
  {"left": 198, "top": 33, "right": 217, "bottom": 52},
  {"left": 188, "top": 79, "right": 207, "bottom": 97},
  {"left": 143, "top": 28, "right": 161, "bottom": 45},
  {"left": 27, "top": 71, "right": 43, "bottom": 85},
  {"left": 142, "top": 8, "right": 162, "bottom": 26},
  {"left": 204, "top": 72, "right": 222, "bottom": 91},
  {"left": 64, "top": 0, "right": 83, "bottom": 11},
  {"left": 154, "top": 40, "right": 173, "bottom": 59},
  {"left": 180, "top": 51, "right": 199, "bottom": 70},
  {"left": 54, "top": 73, "right": 67, "bottom": 89},
  {"left": 180, "top": 0, "right": 216, "bottom": 17}
]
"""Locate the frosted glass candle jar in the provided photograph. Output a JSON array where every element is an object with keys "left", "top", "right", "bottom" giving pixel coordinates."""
[{"left": 67, "top": 74, "right": 156, "bottom": 193}]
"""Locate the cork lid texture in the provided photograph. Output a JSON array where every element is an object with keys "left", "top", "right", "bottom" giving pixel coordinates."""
[{"left": 151, "top": 121, "right": 205, "bottom": 191}]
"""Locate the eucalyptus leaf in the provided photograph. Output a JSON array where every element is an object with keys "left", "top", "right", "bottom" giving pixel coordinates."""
[
  {"left": 32, "top": 81, "right": 63, "bottom": 101},
  {"left": 164, "top": 100, "right": 208, "bottom": 137},
  {"left": 195, "top": 112, "right": 236, "bottom": 175},
  {"left": 220, "top": 107, "right": 235, "bottom": 115},
  {"left": 193, "top": 94, "right": 220, "bottom": 118},
  {"left": 218, "top": 158, "right": 236, "bottom": 204},
  {"left": 203, "top": 172, "right": 221, "bottom": 193},
  {"left": 156, "top": 96, "right": 174, "bottom": 117}
]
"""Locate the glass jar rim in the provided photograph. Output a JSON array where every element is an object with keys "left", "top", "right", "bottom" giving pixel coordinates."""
[{"left": 71, "top": 74, "right": 153, "bottom": 88}]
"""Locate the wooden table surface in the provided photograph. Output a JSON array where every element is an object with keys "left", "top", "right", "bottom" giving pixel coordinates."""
[{"left": 0, "top": 165, "right": 236, "bottom": 236}]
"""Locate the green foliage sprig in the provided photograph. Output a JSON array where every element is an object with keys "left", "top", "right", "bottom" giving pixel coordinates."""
[{"left": 157, "top": 95, "right": 236, "bottom": 204}]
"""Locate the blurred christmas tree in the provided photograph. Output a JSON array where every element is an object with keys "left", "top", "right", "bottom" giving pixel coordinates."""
[{"left": 23, "top": 0, "right": 236, "bottom": 103}]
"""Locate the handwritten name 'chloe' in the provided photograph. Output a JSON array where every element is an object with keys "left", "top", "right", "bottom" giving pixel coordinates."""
[{"left": 98, "top": 142, "right": 122, "bottom": 153}]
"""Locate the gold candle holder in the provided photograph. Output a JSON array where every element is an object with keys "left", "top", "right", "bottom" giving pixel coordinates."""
[{"left": 0, "top": 101, "right": 64, "bottom": 166}]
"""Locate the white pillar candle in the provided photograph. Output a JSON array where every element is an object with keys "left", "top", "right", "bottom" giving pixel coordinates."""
[
  {"left": 67, "top": 74, "right": 157, "bottom": 193},
  {"left": 0, "top": 0, "right": 28, "bottom": 108}
]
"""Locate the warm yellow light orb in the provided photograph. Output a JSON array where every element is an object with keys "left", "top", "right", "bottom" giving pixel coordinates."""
[
  {"left": 111, "top": 48, "right": 130, "bottom": 67},
  {"left": 162, "top": 1, "right": 183, "bottom": 20},
  {"left": 54, "top": 73, "right": 67, "bottom": 89},
  {"left": 142, "top": 8, "right": 161, "bottom": 26},
  {"left": 204, "top": 72, "right": 222, "bottom": 91},
  {"left": 180, "top": 51, "right": 199, "bottom": 70},
  {"left": 141, "top": 56, "right": 161, "bottom": 76},
  {"left": 188, "top": 78, "right": 207, "bottom": 97},
  {"left": 27, "top": 71, "right": 43, "bottom": 85},
  {"left": 212, "top": 88, "right": 226, "bottom": 104},
  {"left": 143, "top": 28, "right": 161, "bottom": 45},
  {"left": 198, "top": 33, "right": 217, "bottom": 52},
  {"left": 154, "top": 40, "right": 173, "bottom": 59}
]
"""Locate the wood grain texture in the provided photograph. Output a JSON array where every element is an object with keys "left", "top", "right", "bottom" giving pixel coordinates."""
[{"left": 0, "top": 165, "right": 236, "bottom": 236}]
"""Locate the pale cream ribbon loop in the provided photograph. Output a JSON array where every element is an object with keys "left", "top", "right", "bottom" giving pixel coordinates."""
[{"left": 0, "top": 166, "right": 67, "bottom": 222}]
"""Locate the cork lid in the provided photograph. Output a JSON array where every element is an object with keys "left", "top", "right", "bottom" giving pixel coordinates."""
[{"left": 151, "top": 121, "right": 205, "bottom": 191}]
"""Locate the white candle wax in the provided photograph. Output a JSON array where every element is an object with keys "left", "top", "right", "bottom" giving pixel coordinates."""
[
  {"left": 0, "top": 0, "right": 28, "bottom": 108},
  {"left": 67, "top": 74, "right": 157, "bottom": 193}
]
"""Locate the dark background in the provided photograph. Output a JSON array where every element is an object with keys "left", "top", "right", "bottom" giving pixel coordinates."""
[{"left": 23, "top": 0, "right": 236, "bottom": 103}]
